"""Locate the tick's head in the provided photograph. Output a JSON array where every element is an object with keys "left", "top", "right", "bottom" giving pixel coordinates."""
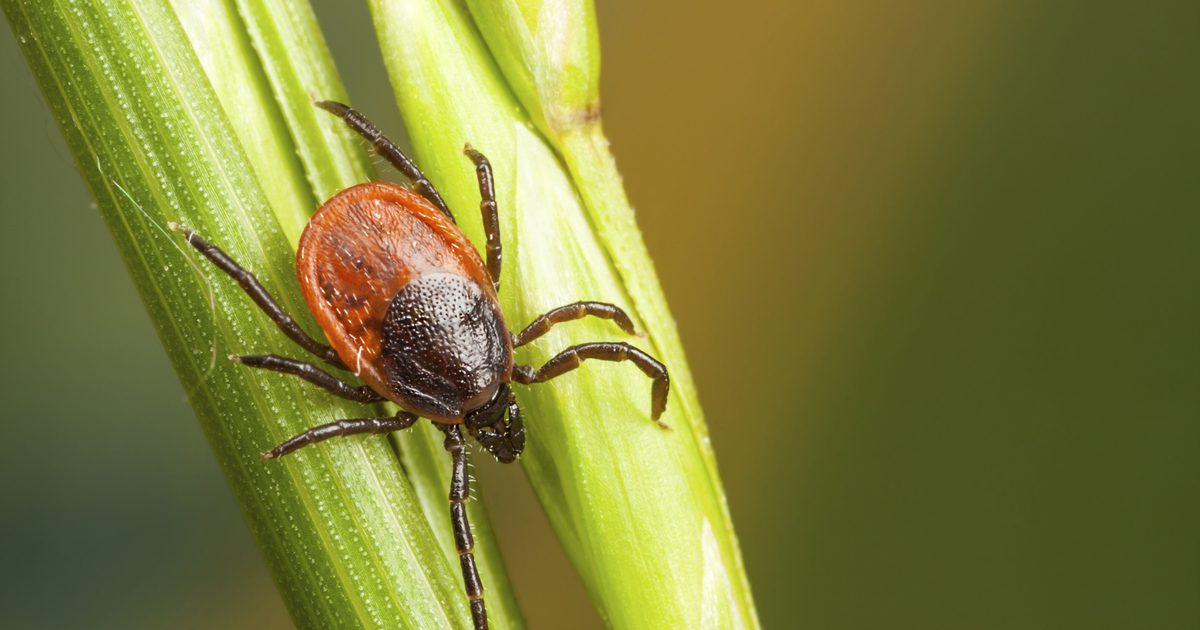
[
  {"left": 464, "top": 382, "right": 510, "bottom": 431},
  {"left": 463, "top": 383, "right": 524, "bottom": 463}
]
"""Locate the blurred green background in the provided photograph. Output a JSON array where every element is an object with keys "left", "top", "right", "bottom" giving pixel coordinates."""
[{"left": 2, "top": 1, "right": 1196, "bottom": 628}]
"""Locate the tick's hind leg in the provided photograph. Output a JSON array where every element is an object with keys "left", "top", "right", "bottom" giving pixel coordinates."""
[
  {"left": 435, "top": 423, "right": 489, "bottom": 630},
  {"left": 513, "top": 342, "right": 670, "bottom": 426},
  {"left": 316, "top": 100, "right": 454, "bottom": 222},
  {"left": 169, "top": 224, "right": 346, "bottom": 369},
  {"left": 262, "top": 411, "right": 418, "bottom": 460},
  {"left": 513, "top": 301, "right": 638, "bottom": 347},
  {"left": 231, "top": 354, "right": 384, "bottom": 403}
]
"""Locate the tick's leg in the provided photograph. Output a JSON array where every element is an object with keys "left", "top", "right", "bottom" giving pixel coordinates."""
[
  {"left": 463, "top": 145, "right": 501, "bottom": 289},
  {"left": 468, "top": 389, "right": 525, "bottom": 463},
  {"left": 262, "top": 411, "right": 418, "bottom": 460},
  {"left": 231, "top": 354, "right": 384, "bottom": 403},
  {"left": 512, "top": 302, "right": 638, "bottom": 347},
  {"left": 435, "top": 423, "right": 489, "bottom": 630},
  {"left": 513, "top": 342, "right": 670, "bottom": 426},
  {"left": 316, "top": 100, "right": 454, "bottom": 222},
  {"left": 169, "top": 224, "right": 346, "bottom": 370}
]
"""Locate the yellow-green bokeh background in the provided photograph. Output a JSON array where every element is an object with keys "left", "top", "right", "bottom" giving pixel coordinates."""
[{"left": 2, "top": 1, "right": 1196, "bottom": 628}]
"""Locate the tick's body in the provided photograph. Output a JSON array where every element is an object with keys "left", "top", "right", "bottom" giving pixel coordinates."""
[
  {"left": 174, "top": 101, "right": 668, "bottom": 630},
  {"left": 299, "top": 182, "right": 512, "bottom": 421}
]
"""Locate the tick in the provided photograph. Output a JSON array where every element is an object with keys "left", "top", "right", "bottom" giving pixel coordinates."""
[{"left": 171, "top": 100, "right": 669, "bottom": 630}]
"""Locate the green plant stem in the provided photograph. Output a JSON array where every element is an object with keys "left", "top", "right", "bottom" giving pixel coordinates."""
[
  {"left": 3, "top": 1, "right": 521, "bottom": 627},
  {"left": 558, "top": 123, "right": 758, "bottom": 611},
  {"left": 231, "top": 0, "right": 374, "bottom": 220},
  {"left": 369, "top": 0, "right": 760, "bottom": 627},
  {"left": 227, "top": 3, "right": 523, "bottom": 625},
  {"left": 170, "top": 0, "right": 317, "bottom": 239}
]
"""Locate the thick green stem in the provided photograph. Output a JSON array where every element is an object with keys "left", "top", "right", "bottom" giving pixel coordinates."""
[
  {"left": 370, "top": 0, "right": 760, "bottom": 626},
  {"left": 2, "top": 1, "right": 520, "bottom": 627}
]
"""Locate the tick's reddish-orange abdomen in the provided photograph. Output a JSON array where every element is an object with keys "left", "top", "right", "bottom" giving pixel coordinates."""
[{"left": 296, "top": 182, "right": 509, "bottom": 419}]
